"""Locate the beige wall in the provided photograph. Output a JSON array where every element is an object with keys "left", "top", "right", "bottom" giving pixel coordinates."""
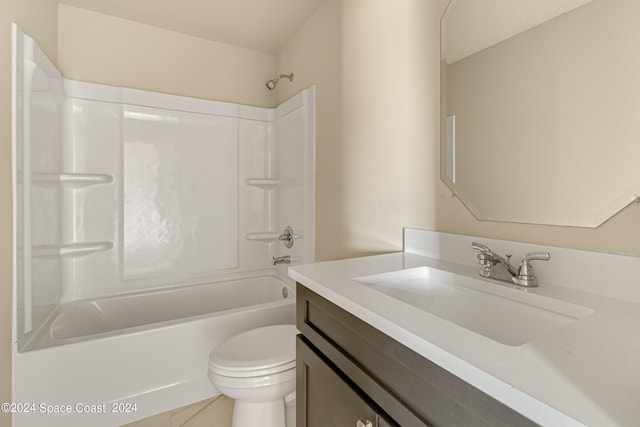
[
  {"left": 278, "top": 0, "right": 442, "bottom": 260},
  {"left": 57, "top": 4, "right": 277, "bottom": 108},
  {"left": 0, "top": 3, "right": 59, "bottom": 426},
  {"left": 276, "top": 0, "right": 343, "bottom": 260}
]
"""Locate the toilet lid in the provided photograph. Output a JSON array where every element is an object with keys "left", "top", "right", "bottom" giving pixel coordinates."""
[{"left": 209, "top": 324, "right": 297, "bottom": 377}]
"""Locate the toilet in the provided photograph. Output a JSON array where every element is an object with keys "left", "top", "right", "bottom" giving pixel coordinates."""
[{"left": 208, "top": 324, "right": 297, "bottom": 427}]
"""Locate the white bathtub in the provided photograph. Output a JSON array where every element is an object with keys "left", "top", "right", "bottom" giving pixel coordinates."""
[{"left": 13, "top": 273, "right": 296, "bottom": 427}]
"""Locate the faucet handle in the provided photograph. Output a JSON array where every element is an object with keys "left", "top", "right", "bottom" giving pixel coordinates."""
[
  {"left": 472, "top": 242, "right": 494, "bottom": 276},
  {"left": 513, "top": 252, "right": 550, "bottom": 287},
  {"left": 522, "top": 252, "right": 551, "bottom": 263},
  {"left": 471, "top": 241, "right": 491, "bottom": 252},
  {"left": 279, "top": 226, "right": 300, "bottom": 249}
]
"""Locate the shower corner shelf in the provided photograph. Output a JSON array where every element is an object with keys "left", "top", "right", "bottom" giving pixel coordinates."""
[
  {"left": 33, "top": 241, "right": 114, "bottom": 258},
  {"left": 32, "top": 173, "right": 114, "bottom": 188},
  {"left": 244, "top": 232, "right": 280, "bottom": 243},
  {"left": 244, "top": 178, "right": 280, "bottom": 190}
]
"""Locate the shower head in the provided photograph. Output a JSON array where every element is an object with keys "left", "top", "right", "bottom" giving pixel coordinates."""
[
  {"left": 266, "top": 73, "right": 294, "bottom": 91},
  {"left": 265, "top": 79, "right": 278, "bottom": 90}
]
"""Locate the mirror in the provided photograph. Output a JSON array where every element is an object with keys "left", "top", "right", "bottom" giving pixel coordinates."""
[{"left": 440, "top": 0, "right": 640, "bottom": 227}]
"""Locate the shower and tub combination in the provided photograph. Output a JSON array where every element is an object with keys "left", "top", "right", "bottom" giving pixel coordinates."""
[{"left": 11, "top": 25, "right": 315, "bottom": 427}]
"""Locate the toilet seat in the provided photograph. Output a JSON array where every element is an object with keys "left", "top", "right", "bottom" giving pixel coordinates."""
[
  {"left": 210, "top": 360, "right": 296, "bottom": 378},
  {"left": 209, "top": 324, "right": 297, "bottom": 378},
  {"left": 209, "top": 366, "right": 296, "bottom": 389}
]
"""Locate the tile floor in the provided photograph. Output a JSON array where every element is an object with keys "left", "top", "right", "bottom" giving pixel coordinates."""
[{"left": 122, "top": 395, "right": 233, "bottom": 427}]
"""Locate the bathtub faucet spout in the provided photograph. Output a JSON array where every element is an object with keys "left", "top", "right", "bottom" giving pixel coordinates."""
[{"left": 272, "top": 255, "right": 291, "bottom": 265}]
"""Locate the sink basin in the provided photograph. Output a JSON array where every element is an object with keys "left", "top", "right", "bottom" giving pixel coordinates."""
[{"left": 355, "top": 267, "right": 593, "bottom": 346}]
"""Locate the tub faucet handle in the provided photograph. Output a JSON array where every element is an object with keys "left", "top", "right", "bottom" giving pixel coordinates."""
[{"left": 278, "top": 226, "right": 300, "bottom": 248}]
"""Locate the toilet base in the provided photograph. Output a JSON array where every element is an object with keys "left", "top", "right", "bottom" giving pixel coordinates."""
[{"left": 232, "top": 398, "right": 285, "bottom": 427}]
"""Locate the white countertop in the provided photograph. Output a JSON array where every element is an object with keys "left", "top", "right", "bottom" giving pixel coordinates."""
[{"left": 289, "top": 252, "right": 640, "bottom": 427}]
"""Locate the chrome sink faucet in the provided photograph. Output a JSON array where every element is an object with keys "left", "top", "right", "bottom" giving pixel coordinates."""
[{"left": 472, "top": 242, "right": 550, "bottom": 287}]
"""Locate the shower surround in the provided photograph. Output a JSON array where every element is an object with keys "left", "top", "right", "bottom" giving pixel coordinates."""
[{"left": 12, "top": 25, "right": 315, "bottom": 426}]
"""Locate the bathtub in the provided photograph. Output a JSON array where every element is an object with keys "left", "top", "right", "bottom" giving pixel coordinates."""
[{"left": 12, "top": 272, "right": 296, "bottom": 427}]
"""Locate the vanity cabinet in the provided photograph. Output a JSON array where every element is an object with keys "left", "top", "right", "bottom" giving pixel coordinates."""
[{"left": 296, "top": 284, "right": 537, "bottom": 427}]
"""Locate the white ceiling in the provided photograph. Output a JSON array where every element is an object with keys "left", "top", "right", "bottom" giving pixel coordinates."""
[
  {"left": 58, "top": 0, "right": 323, "bottom": 53},
  {"left": 442, "top": 0, "right": 595, "bottom": 64}
]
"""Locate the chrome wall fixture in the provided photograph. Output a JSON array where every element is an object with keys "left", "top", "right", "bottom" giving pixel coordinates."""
[
  {"left": 265, "top": 73, "right": 294, "bottom": 90},
  {"left": 278, "top": 225, "right": 299, "bottom": 248}
]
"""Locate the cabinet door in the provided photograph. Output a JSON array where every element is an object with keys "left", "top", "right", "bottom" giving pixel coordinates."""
[
  {"left": 297, "top": 337, "right": 393, "bottom": 427},
  {"left": 377, "top": 415, "right": 396, "bottom": 427}
]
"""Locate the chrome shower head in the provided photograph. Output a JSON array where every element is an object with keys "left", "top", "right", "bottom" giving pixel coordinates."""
[
  {"left": 265, "top": 73, "right": 294, "bottom": 91},
  {"left": 266, "top": 79, "right": 278, "bottom": 90}
]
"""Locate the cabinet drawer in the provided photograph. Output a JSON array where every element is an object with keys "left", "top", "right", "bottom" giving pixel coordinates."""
[{"left": 297, "top": 284, "right": 537, "bottom": 427}]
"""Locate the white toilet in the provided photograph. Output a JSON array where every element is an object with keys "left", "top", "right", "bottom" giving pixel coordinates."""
[{"left": 208, "top": 324, "right": 297, "bottom": 427}]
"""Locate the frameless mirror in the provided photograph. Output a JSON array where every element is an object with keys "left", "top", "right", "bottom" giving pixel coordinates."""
[{"left": 440, "top": 0, "right": 640, "bottom": 227}]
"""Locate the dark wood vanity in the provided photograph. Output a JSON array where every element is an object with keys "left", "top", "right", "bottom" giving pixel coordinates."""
[{"left": 296, "top": 283, "right": 538, "bottom": 427}]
